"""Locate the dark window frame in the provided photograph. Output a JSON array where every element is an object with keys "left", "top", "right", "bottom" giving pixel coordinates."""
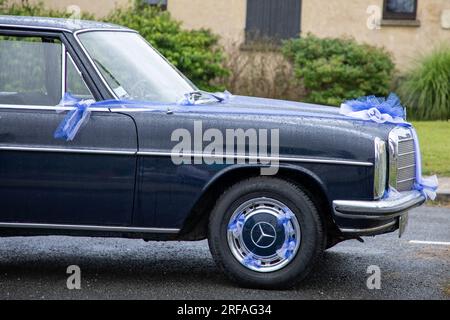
[
  {"left": 383, "top": 0, "right": 418, "bottom": 20},
  {"left": 245, "top": 0, "right": 302, "bottom": 45}
]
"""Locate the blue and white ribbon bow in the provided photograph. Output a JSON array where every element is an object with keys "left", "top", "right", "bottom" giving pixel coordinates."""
[
  {"left": 178, "top": 90, "right": 233, "bottom": 106},
  {"left": 54, "top": 93, "right": 96, "bottom": 141},
  {"left": 340, "top": 93, "right": 438, "bottom": 200},
  {"left": 276, "top": 209, "right": 297, "bottom": 260}
]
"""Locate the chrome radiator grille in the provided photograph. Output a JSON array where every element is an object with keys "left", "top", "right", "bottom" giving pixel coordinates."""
[{"left": 389, "top": 127, "right": 416, "bottom": 192}]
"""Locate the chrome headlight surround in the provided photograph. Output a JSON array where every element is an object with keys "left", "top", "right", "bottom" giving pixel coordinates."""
[{"left": 374, "top": 137, "right": 387, "bottom": 199}]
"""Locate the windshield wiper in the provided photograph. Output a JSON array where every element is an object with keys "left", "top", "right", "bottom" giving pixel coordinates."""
[{"left": 93, "top": 58, "right": 122, "bottom": 89}]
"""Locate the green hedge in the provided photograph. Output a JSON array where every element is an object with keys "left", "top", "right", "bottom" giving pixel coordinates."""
[
  {"left": 398, "top": 46, "right": 450, "bottom": 121},
  {"left": 283, "top": 34, "right": 395, "bottom": 106},
  {"left": 0, "top": 0, "right": 228, "bottom": 91}
]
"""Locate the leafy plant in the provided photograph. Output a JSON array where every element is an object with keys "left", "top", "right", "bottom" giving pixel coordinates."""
[
  {"left": 398, "top": 46, "right": 450, "bottom": 120},
  {"left": 105, "top": 0, "right": 228, "bottom": 91},
  {"left": 282, "top": 34, "right": 395, "bottom": 106}
]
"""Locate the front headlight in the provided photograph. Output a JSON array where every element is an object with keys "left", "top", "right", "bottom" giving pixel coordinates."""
[{"left": 374, "top": 137, "right": 387, "bottom": 199}]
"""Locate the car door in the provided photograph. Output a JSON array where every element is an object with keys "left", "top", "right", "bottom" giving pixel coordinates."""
[{"left": 0, "top": 31, "right": 137, "bottom": 226}]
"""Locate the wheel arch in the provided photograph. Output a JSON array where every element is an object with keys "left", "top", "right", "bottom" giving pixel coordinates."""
[{"left": 178, "top": 164, "right": 339, "bottom": 242}]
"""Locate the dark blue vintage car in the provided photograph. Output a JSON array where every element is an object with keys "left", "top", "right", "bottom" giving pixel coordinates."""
[{"left": 0, "top": 16, "right": 427, "bottom": 289}]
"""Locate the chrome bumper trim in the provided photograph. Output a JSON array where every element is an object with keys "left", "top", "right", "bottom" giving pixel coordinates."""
[
  {"left": 339, "top": 220, "right": 397, "bottom": 236},
  {"left": 333, "top": 190, "right": 425, "bottom": 220}
]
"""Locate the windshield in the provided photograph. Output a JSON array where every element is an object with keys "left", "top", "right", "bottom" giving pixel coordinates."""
[{"left": 77, "top": 31, "right": 196, "bottom": 103}]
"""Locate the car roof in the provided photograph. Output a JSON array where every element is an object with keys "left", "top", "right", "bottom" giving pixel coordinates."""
[{"left": 0, "top": 15, "right": 133, "bottom": 33}]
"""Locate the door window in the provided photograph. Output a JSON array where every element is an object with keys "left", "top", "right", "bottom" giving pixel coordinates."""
[
  {"left": 65, "top": 53, "right": 94, "bottom": 100},
  {"left": 0, "top": 35, "right": 62, "bottom": 106}
]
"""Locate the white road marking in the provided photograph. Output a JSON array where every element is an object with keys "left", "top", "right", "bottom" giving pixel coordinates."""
[{"left": 409, "top": 240, "right": 450, "bottom": 246}]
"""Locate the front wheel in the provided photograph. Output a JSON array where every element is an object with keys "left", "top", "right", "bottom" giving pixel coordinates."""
[{"left": 208, "top": 177, "right": 325, "bottom": 289}]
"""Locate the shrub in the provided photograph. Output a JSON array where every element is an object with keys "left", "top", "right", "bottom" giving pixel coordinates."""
[
  {"left": 398, "top": 46, "right": 450, "bottom": 120},
  {"left": 282, "top": 34, "right": 395, "bottom": 106},
  {"left": 217, "top": 42, "right": 305, "bottom": 101},
  {"left": 105, "top": 0, "right": 228, "bottom": 91}
]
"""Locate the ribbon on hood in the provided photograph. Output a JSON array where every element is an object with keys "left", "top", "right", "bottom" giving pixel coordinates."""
[
  {"left": 340, "top": 93, "right": 438, "bottom": 200},
  {"left": 54, "top": 91, "right": 232, "bottom": 141}
]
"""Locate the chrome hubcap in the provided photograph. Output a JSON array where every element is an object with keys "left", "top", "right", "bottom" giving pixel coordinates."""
[{"left": 227, "top": 197, "right": 301, "bottom": 272}]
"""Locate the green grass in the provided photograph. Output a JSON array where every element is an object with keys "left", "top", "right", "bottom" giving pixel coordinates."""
[{"left": 412, "top": 121, "right": 450, "bottom": 176}]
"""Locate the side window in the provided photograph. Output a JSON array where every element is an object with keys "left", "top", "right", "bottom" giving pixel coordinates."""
[
  {"left": 0, "top": 35, "right": 62, "bottom": 106},
  {"left": 65, "top": 53, "right": 94, "bottom": 100}
]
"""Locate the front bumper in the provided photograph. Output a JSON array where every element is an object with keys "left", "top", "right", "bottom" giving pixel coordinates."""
[{"left": 333, "top": 190, "right": 426, "bottom": 236}]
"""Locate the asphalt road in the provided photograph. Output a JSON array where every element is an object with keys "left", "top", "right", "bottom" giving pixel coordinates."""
[{"left": 0, "top": 206, "right": 449, "bottom": 300}]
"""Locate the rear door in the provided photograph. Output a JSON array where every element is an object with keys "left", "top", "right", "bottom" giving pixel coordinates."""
[{"left": 0, "top": 30, "right": 137, "bottom": 226}]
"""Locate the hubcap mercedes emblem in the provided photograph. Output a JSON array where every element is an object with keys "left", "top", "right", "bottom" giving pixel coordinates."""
[{"left": 250, "top": 222, "right": 276, "bottom": 248}]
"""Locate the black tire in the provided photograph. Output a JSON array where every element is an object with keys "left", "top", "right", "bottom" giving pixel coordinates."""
[{"left": 208, "top": 177, "right": 325, "bottom": 289}]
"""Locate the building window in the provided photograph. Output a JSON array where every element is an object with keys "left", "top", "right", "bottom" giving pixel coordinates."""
[
  {"left": 245, "top": 0, "right": 302, "bottom": 43},
  {"left": 144, "top": 0, "right": 167, "bottom": 10},
  {"left": 383, "top": 0, "right": 417, "bottom": 20}
]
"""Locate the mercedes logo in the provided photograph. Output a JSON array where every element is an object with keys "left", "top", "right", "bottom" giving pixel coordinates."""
[{"left": 250, "top": 222, "right": 276, "bottom": 248}]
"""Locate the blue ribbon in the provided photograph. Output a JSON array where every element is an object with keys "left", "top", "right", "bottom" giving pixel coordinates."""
[
  {"left": 54, "top": 93, "right": 160, "bottom": 141},
  {"left": 54, "top": 91, "right": 233, "bottom": 141},
  {"left": 276, "top": 208, "right": 297, "bottom": 260},
  {"left": 340, "top": 93, "right": 438, "bottom": 200},
  {"left": 242, "top": 255, "right": 262, "bottom": 269},
  {"left": 54, "top": 94, "right": 95, "bottom": 141},
  {"left": 227, "top": 213, "right": 245, "bottom": 238},
  {"left": 178, "top": 90, "right": 233, "bottom": 106}
]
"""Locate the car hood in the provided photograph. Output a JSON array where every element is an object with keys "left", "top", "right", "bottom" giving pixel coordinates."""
[
  {"left": 167, "top": 95, "right": 397, "bottom": 138},
  {"left": 117, "top": 94, "right": 399, "bottom": 165},
  {"left": 116, "top": 94, "right": 397, "bottom": 140}
]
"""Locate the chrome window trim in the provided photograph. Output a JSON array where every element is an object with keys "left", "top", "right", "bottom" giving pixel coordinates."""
[
  {"left": 73, "top": 29, "right": 139, "bottom": 100},
  {"left": 74, "top": 28, "right": 138, "bottom": 35},
  {"left": 0, "top": 24, "right": 133, "bottom": 34},
  {"left": 0, "top": 23, "right": 72, "bottom": 33},
  {"left": 0, "top": 222, "right": 180, "bottom": 234},
  {"left": 0, "top": 104, "right": 109, "bottom": 112},
  {"left": 61, "top": 43, "right": 66, "bottom": 100}
]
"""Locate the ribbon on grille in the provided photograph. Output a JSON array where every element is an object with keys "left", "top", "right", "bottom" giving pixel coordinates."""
[{"left": 340, "top": 93, "right": 438, "bottom": 200}]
